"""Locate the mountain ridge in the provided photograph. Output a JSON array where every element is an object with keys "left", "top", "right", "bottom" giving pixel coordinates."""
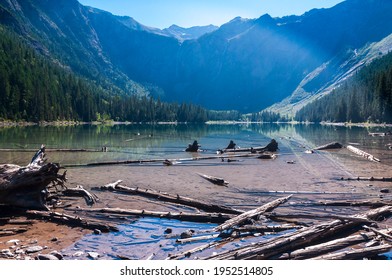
[{"left": 2, "top": 0, "right": 392, "bottom": 115}]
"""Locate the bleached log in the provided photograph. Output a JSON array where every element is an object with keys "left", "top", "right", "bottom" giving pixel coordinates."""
[
  {"left": 197, "top": 173, "right": 228, "bottom": 186},
  {"left": 212, "top": 195, "right": 292, "bottom": 232},
  {"left": 279, "top": 229, "right": 392, "bottom": 259},
  {"left": 347, "top": 145, "right": 381, "bottom": 162},
  {"left": 312, "top": 244, "right": 392, "bottom": 260},
  {"left": 98, "top": 183, "right": 242, "bottom": 214},
  {"left": 68, "top": 207, "right": 234, "bottom": 223},
  {"left": 206, "top": 206, "right": 392, "bottom": 260}
]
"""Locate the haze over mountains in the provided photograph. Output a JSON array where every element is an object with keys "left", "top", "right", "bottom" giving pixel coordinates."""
[{"left": 2, "top": 0, "right": 392, "bottom": 115}]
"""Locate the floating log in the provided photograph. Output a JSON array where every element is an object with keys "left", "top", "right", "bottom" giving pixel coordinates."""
[
  {"left": 69, "top": 207, "right": 234, "bottom": 224},
  {"left": 26, "top": 210, "right": 118, "bottom": 232},
  {"left": 64, "top": 153, "right": 259, "bottom": 168},
  {"left": 98, "top": 182, "right": 242, "bottom": 215},
  {"left": 217, "top": 139, "right": 278, "bottom": 154},
  {"left": 205, "top": 205, "right": 392, "bottom": 260},
  {"left": 197, "top": 173, "right": 228, "bottom": 186},
  {"left": 212, "top": 195, "right": 292, "bottom": 232},
  {"left": 314, "top": 142, "right": 343, "bottom": 150},
  {"left": 369, "top": 132, "right": 391, "bottom": 137},
  {"left": 347, "top": 145, "right": 380, "bottom": 162}
]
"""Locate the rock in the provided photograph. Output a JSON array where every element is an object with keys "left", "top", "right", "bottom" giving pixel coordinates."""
[
  {"left": 36, "top": 254, "right": 59, "bottom": 260},
  {"left": 164, "top": 228, "right": 173, "bottom": 234},
  {"left": 380, "top": 188, "right": 390, "bottom": 193},
  {"left": 6, "top": 239, "right": 20, "bottom": 245},
  {"left": 87, "top": 251, "right": 100, "bottom": 260},
  {"left": 26, "top": 246, "right": 43, "bottom": 254},
  {"left": 180, "top": 229, "right": 194, "bottom": 239},
  {"left": 72, "top": 251, "right": 84, "bottom": 257},
  {"left": 1, "top": 249, "right": 14, "bottom": 258},
  {"left": 50, "top": 237, "right": 59, "bottom": 242},
  {"left": 50, "top": 251, "right": 64, "bottom": 260},
  {"left": 93, "top": 229, "right": 102, "bottom": 235}
]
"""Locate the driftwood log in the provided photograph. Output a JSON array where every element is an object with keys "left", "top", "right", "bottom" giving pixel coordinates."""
[
  {"left": 197, "top": 173, "right": 228, "bottom": 186},
  {"left": 314, "top": 142, "right": 343, "bottom": 150},
  {"left": 0, "top": 146, "right": 96, "bottom": 210},
  {"left": 205, "top": 206, "right": 392, "bottom": 260},
  {"left": 217, "top": 139, "right": 279, "bottom": 154},
  {"left": 98, "top": 181, "right": 242, "bottom": 214},
  {"left": 347, "top": 145, "right": 381, "bottom": 162},
  {"left": 68, "top": 207, "right": 234, "bottom": 224},
  {"left": 0, "top": 146, "right": 65, "bottom": 209},
  {"left": 212, "top": 195, "right": 292, "bottom": 232}
]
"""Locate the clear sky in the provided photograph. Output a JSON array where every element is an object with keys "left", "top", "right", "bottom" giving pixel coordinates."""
[{"left": 78, "top": 0, "right": 345, "bottom": 29}]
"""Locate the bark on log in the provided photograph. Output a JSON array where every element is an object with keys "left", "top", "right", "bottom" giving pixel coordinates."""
[
  {"left": 312, "top": 244, "right": 392, "bottom": 260},
  {"left": 347, "top": 145, "right": 381, "bottom": 162},
  {"left": 279, "top": 229, "right": 392, "bottom": 259},
  {"left": 212, "top": 195, "right": 292, "bottom": 232},
  {"left": 68, "top": 207, "right": 234, "bottom": 223},
  {"left": 217, "top": 139, "right": 279, "bottom": 154},
  {"left": 26, "top": 210, "right": 118, "bottom": 232},
  {"left": 0, "top": 146, "right": 97, "bottom": 210},
  {"left": 314, "top": 142, "right": 343, "bottom": 150},
  {"left": 340, "top": 176, "right": 392, "bottom": 182},
  {"left": 205, "top": 206, "right": 392, "bottom": 260},
  {"left": 98, "top": 183, "right": 242, "bottom": 214},
  {"left": 197, "top": 173, "right": 228, "bottom": 186},
  {"left": 0, "top": 162, "right": 64, "bottom": 209}
]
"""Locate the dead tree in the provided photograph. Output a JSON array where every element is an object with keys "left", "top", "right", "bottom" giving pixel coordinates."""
[{"left": 0, "top": 145, "right": 96, "bottom": 210}]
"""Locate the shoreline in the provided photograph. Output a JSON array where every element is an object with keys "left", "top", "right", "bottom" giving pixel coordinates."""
[{"left": 2, "top": 119, "right": 392, "bottom": 128}]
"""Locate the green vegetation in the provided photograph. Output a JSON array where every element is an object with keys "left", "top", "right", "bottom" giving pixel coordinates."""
[
  {"left": 0, "top": 27, "right": 239, "bottom": 123},
  {"left": 296, "top": 52, "right": 392, "bottom": 123}
]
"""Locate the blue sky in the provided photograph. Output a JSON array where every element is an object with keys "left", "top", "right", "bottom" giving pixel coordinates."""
[{"left": 78, "top": 0, "right": 345, "bottom": 29}]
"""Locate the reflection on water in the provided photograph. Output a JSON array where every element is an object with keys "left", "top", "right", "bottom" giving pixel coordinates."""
[{"left": 1, "top": 123, "right": 392, "bottom": 166}]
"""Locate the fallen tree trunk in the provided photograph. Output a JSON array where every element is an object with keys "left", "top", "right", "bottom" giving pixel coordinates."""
[
  {"left": 347, "top": 145, "right": 381, "bottom": 162},
  {"left": 340, "top": 176, "right": 392, "bottom": 182},
  {"left": 197, "top": 173, "right": 228, "bottom": 186},
  {"left": 312, "top": 244, "right": 392, "bottom": 260},
  {"left": 205, "top": 205, "right": 392, "bottom": 260},
  {"left": 0, "top": 162, "right": 64, "bottom": 209},
  {"left": 0, "top": 146, "right": 97, "bottom": 210},
  {"left": 217, "top": 139, "right": 279, "bottom": 154},
  {"left": 26, "top": 210, "right": 118, "bottom": 232},
  {"left": 212, "top": 195, "right": 292, "bottom": 232},
  {"left": 279, "top": 228, "right": 392, "bottom": 259},
  {"left": 314, "top": 142, "right": 343, "bottom": 150},
  {"left": 68, "top": 207, "right": 234, "bottom": 224},
  {"left": 98, "top": 182, "right": 242, "bottom": 215}
]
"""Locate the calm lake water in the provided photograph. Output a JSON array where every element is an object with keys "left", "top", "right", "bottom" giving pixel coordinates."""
[
  {"left": 1, "top": 123, "right": 391, "bottom": 166},
  {"left": 2, "top": 123, "right": 392, "bottom": 260}
]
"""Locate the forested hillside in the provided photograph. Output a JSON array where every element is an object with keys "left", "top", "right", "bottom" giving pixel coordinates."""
[
  {"left": 295, "top": 51, "right": 392, "bottom": 123},
  {"left": 0, "top": 27, "right": 235, "bottom": 123}
]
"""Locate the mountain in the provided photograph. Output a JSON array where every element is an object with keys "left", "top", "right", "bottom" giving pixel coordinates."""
[
  {"left": 2, "top": 0, "right": 392, "bottom": 115},
  {"left": 162, "top": 24, "right": 218, "bottom": 41}
]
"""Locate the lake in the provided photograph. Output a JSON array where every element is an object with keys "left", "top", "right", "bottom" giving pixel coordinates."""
[{"left": 1, "top": 123, "right": 392, "bottom": 260}]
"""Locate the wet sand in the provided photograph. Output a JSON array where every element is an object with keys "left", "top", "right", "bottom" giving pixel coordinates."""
[{"left": 1, "top": 135, "right": 392, "bottom": 260}]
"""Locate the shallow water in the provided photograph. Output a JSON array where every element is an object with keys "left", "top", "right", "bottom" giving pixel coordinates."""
[{"left": 1, "top": 123, "right": 392, "bottom": 260}]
